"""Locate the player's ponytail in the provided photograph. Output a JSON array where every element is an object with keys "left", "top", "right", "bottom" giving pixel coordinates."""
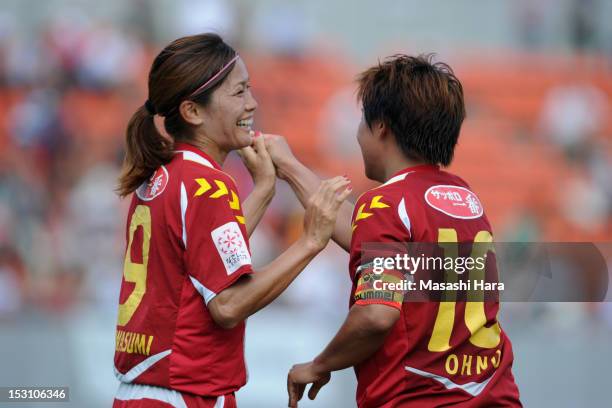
[{"left": 117, "top": 105, "right": 173, "bottom": 197}]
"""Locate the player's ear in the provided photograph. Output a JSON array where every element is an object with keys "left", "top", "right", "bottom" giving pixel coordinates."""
[
  {"left": 373, "top": 120, "right": 388, "bottom": 141},
  {"left": 179, "top": 100, "right": 205, "bottom": 126}
]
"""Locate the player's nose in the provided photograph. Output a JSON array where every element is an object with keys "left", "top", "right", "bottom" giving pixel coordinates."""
[{"left": 245, "top": 89, "right": 258, "bottom": 112}]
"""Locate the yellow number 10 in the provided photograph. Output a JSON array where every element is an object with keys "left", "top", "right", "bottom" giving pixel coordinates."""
[
  {"left": 427, "top": 228, "right": 501, "bottom": 352},
  {"left": 117, "top": 205, "right": 151, "bottom": 326}
]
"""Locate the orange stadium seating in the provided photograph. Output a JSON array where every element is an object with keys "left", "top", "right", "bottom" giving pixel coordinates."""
[{"left": 1, "top": 52, "right": 609, "bottom": 241}]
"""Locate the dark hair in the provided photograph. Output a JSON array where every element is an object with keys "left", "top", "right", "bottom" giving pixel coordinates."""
[
  {"left": 117, "top": 33, "right": 237, "bottom": 197},
  {"left": 356, "top": 54, "right": 465, "bottom": 166}
]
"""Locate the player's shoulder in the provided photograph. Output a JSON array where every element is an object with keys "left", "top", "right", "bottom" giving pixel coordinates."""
[
  {"left": 351, "top": 178, "right": 407, "bottom": 236},
  {"left": 411, "top": 168, "right": 485, "bottom": 221},
  {"left": 134, "top": 165, "right": 172, "bottom": 202},
  {"left": 358, "top": 166, "right": 485, "bottom": 220},
  {"left": 355, "top": 173, "right": 408, "bottom": 208},
  {"left": 356, "top": 166, "right": 476, "bottom": 205},
  {"left": 352, "top": 172, "right": 415, "bottom": 227},
  {"left": 171, "top": 150, "right": 235, "bottom": 188},
  {"left": 171, "top": 149, "right": 222, "bottom": 175},
  {"left": 433, "top": 168, "right": 472, "bottom": 189}
]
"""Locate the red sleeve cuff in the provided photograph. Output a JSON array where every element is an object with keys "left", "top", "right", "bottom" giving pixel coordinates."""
[{"left": 209, "top": 264, "right": 254, "bottom": 296}]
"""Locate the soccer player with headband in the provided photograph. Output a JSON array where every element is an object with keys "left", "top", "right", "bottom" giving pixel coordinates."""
[{"left": 113, "top": 33, "right": 351, "bottom": 408}]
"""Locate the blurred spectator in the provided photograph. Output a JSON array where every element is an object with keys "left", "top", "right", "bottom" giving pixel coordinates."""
[
  {"left": 569, "top": 0, "right": 600, "bottom": 50},
  {"left": 514, "top": 0, "right": 550, "bottom": 49},
  {"left": 3, "top": 34, "right": 48, "bottom": 87},
  {"left": 58, "top": 163, "right": 126, "bottom": 307},
  {"left": 584, "top": 140, "right": 612, "bottom": 205},
  {"left": 500, "top": 208, "right": 543, "bottom": 242},
  {"left": 174, "top": 0, "right": 237, "bottom": 41},
  {"left": 41, "top": 10, "right": 92, "bottom": 87},
  {"left": 8, "top": 87, "right": 65, "bottom": 152},
  {"left": 559, "top": 174, "right": 609, "bottom": 234},
  {"left": 0, "top": 246, "right": 27, "bottom": 317},
  {"left": 539, "top": 82, "right": 608, "bottom": 161},
  {"left": 0, "top": 145, "right": 48, "bottom": 267},
  {"left": 127, "top": 0, "right": 157, "bottom": 43},
  {"left": 318, "top": 86, "right": 362, "bottom": 161},
  {"left": 0, "top": 11, "right": 15, "bottom": 86},
  {"left": 76, "top": 24, "right": 146, "bottom": 89},
  {"left": 250, "top": 3, "right": 309, "bottom": 56}
]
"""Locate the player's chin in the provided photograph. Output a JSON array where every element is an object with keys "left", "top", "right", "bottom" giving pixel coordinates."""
[{"left": 233, "top": 126, "right": 253, "bottom": 148}]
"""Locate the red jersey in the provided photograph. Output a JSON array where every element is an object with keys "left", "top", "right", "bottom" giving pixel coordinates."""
[
  {"left": 349, "top": 165, "right": 521, "bottom": 408},
  {"left": 114, "top": 143, "right": 252, "bottom": 397}
]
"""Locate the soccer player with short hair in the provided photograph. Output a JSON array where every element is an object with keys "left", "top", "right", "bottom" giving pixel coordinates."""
[
  {"left": 266, "top": 54, "right": 522, "bottom": 407},
  {"left": 112, "top": 33, "right": 351, "bottom": 408}
]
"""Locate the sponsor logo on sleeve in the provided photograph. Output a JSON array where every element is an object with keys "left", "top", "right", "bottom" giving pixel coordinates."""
[
  {"left": 211, "top": 221, "right": 251, "bottom": 275},
  {"left": 136, "top": 166, "right": 169, "bottom": 201},
  {"left": 424, "top": 185, "right": 483, "bottom": 219}
]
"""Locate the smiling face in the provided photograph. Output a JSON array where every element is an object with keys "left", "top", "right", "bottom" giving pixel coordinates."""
[{"left": 198, "top": 58, "right": 258, "bottom": 151}]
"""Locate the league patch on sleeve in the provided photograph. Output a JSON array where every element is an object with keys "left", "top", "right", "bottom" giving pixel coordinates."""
[
  {"left": 424, "top": 185, "right": 483, "bottom": 219},
  {"left": 211, "top": 221, "right": 251, "bottom": 275}
]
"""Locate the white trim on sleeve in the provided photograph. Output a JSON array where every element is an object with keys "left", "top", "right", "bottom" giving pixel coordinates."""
[
  {"left": 397, "top": 197, "right": 412, "bottom": 239},
  {"left": 180, "top": 182, "right": 188, "bottom": 248},
  {"left": 190, "top": 275, "right": 218, "bottom": 305}
]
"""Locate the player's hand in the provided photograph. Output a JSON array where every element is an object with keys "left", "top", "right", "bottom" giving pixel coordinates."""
[
  {"left": 303, "top": 176, "right": 351, "bottom": 251},
  {"left": 237, "top": 131, "right": 276, "bottom": 189},
  {"left": 262, "top": 133, "right": 297, "bottom": 180},
  {"left": 287, "top": 361, "right": 331, "bottom": 407}
]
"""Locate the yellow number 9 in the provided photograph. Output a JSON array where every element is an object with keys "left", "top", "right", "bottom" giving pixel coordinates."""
[{"left": 117, "top": 205, "right": 151, "bottom": 326}]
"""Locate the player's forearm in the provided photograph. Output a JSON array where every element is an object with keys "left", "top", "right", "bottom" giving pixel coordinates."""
[
  {"left": 331, "top": 204, "right": 354, "bottom": 251},
  {"left": 312, "top": 305, "right": 395, "bottom": 373},
  {"left": 278, "top": 158, "right": 353, "bottom": 251},
  {"left": 242, "top": 182, "right": 275, "bottom": 237},
  {"left": 214, "top": 236, "right": 321, "bottom": 326}
]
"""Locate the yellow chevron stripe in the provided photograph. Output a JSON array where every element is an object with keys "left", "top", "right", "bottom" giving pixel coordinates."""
[
  {"left": 235, "top": 215, "right": 245, "bottom": 224},
  {"left": 229, "top": 190, "right": 240, "bottom": 210},
  {"left": 370, "top": 195, "right": 389, "bottom": 209},
  {"left": 355, "top": 203, "right": 373, "bottom": 222},
  {"left": 210, "top": 180, "right": 228, "bottom": 198},
  {"left": 194, "top": 178, "right": 211, "bottom": 197}
]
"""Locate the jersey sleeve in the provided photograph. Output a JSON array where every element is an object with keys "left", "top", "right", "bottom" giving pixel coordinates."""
[
  {"left": 350, "top": 192, "right": 410, "bottom": 310},
  {"left": 182, "top": 172, "right": 252, "bottom": 304}
]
